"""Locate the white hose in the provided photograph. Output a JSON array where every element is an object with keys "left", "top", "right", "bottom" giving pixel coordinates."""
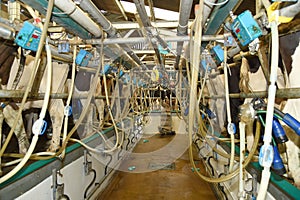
[
  {"left": 39, "top": 38, "right": 52, "bottom": 120},
  {"left": 61, "top": 45, "right": 77, "bottom": 159},
  {"left": 257, "top": 21, "right": 279, "bottom": 200},
  {"left": 0, "top": 134, "right": 38, "bottom": 184},
  {"left": 223, "top": 46, "right": 235, "bottom": 172}
]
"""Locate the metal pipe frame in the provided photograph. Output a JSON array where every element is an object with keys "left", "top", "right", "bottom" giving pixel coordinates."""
[
  {"left": 133, "top": 0, "right": 170, "bottom": 65},
  {"left": 174, "top": 0, "right": 193, "bottom": 69},
  {"left": 78, "top": 0, "right": 144, "bottom": 68},
  {"left": 3, "top": 87, "right": 300, "bottom": 100},
  {"left": 85, "top": 34, "right": 231, "bottom": 45},
  {"left": 0, "top": 90, "right": 106, "bottom": 100},
  {"left": 112, "top": 21, "right": 194, "bottom": 29},
  {"left": 206, "top": 88, "right": 300, "bottom": 99},
  {"left": 0, "top": 22, "right": 15, "bottom": 40}
]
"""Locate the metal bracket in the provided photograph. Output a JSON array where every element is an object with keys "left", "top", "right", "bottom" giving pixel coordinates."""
[
  {"left": 83, "top": 150, "right": 92, "bottom": 176},
  {"left": 52, "top": 169, "right": 69, "bottom": 200}
]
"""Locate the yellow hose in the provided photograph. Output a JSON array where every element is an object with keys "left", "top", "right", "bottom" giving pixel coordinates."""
[{"left": 190, "top": 120, "right": 261, "bottom": 183}]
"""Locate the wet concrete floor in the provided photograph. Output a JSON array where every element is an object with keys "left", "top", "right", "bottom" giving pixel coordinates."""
[{"left": 98, "top": 134, "right": 217, "bottom": 200}]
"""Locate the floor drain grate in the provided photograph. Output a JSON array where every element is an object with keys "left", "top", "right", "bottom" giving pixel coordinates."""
[{"left": 148, "top": 162, "right": 175, "bottom": 170}]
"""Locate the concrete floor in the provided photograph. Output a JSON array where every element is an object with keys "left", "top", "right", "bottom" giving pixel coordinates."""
[{"left": 98, "top": 134, "right": 217, "bottom": 200}]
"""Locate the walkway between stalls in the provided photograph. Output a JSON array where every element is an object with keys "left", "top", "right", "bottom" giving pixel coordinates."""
[{"left": 97, "top": 134, "right": 217, "bottom": 200}]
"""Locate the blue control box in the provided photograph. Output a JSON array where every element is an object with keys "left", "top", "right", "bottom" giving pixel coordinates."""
[
  {"left": 75, "top": 49, "right": 92, "bottom": 66},
  {"left": 211, "top": 45, "right": 224, "bottom": 64},
  {"left": 15, "top": 21, "right": 42, "bottom": 51},
  {"left": 231, "top": 10, "right": 262, "bottom": 46}
]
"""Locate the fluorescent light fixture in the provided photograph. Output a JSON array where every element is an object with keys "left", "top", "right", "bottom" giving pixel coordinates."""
[{"left": 120, "top": 0, "right": 179, "bottom": 21}]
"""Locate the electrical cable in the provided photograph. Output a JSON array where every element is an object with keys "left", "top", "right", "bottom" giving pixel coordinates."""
[
  {"left": 0, "top": 0, "right": 54, "bottom": 183},
  {"left": 11, "top": 49, "right": 26, "bottom": 90},
  {"left": 256, "top": 110, "right": 283, "bottom": 121},
  {"left": 83, "top": 169, "right": 96, "bottom": 199}
]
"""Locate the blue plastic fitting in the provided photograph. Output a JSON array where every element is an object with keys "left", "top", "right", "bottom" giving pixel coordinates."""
[
  {"left": 184, "top": 106, "right": 189, "bottom": 116},
  {"left": 272, "top": 118, "right": 288, "bottom": 143},
  {"left": 40, "top": 120, "right": 47, "bottom": 135},
  {"left": 64, "top": 105, "right": 72, "bottom": 117},
  {"left": 102, "top": 64, "right": 112, "bottom": 75},
  {"left": 119, "top": 70, "right": 124, "bottom": 78},
  {"left": 282, "top": 113, "right": 300, "bottom": 136},
  {"left": 205, "top": 107, "right": 216, "bottom": 119},
  {"left": 227, "top": 123, "right": 236, "bottom": 135},
  {"left": 75, "top": 49, "right": 92, "bottom": 67},
  {"left": 272, "top": 145, "right": 286, "bottom": 175},
  {"left": 259, "top": 144, "right": 274, "bottom": 168}
]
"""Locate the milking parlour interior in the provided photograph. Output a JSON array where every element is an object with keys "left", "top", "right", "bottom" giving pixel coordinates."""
[{"left": 0, "top": 0, "right": 300, "bottom": 199}]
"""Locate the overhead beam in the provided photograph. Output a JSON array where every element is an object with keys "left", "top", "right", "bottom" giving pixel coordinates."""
[
  {"left": 204, "top": 0, "right": 243, "bottom": 35},
  {"left": 20, "top": 0, "right": 92, "bottom": 39}
]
